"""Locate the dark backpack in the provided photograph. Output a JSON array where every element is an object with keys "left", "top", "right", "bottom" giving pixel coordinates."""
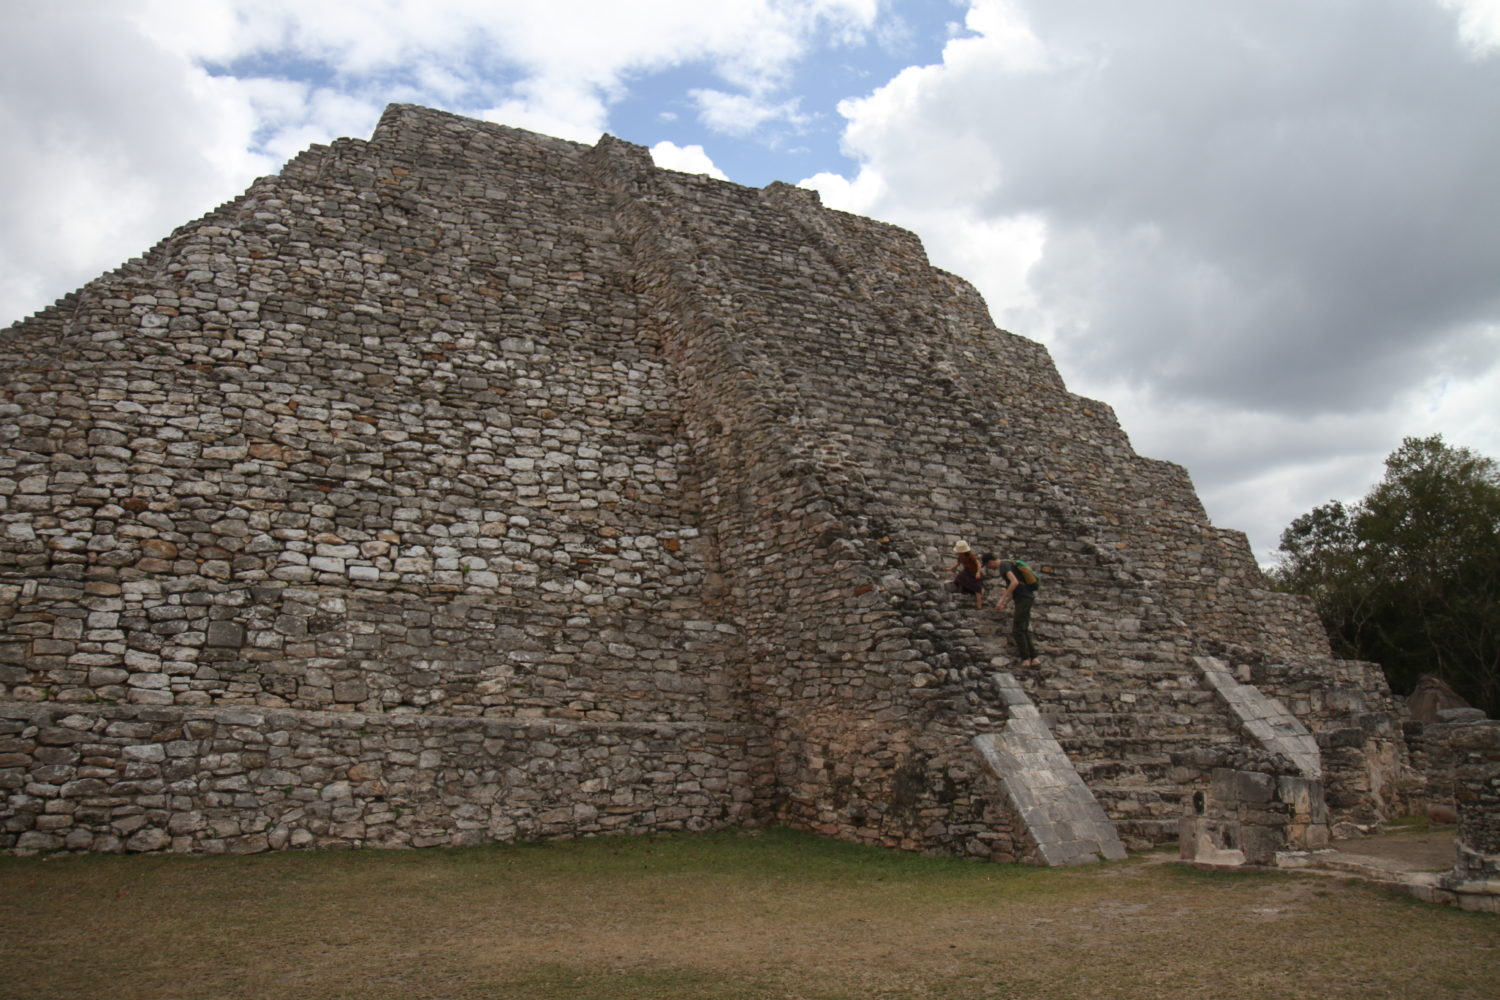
[{"left": 1012, "top": 559, "right": 1039, "bottom": 588}]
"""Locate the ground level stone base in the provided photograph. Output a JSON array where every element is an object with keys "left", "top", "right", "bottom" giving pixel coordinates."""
[
  {"left": 0, "top": 703, "right": 767, "bottom": 853},
  {"left": 1177, "top": 754, "right": 1329, "bottom": 867}
]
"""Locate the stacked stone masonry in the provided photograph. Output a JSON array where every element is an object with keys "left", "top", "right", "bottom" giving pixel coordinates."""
[
  {"left": 1174, "top": 745, "right": 1331, "bottom": 867},
  {"left": 1441, "top": 722, "right": 1500, "bottom": 906},
  {"left": 2, "top": 104, "right": 1413, "bottom": 860}
]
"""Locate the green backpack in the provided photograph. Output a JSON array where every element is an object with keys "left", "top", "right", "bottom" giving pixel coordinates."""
[{"left": 1012, "top": 559, "right": 1039, "bottom": 588}]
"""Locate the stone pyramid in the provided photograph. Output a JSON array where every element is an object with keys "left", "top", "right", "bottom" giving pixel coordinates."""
[{"left": 0, "top": 105, "right": 1409, "bottom": 859}]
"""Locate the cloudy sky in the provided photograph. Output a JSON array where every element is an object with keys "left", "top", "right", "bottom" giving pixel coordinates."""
[{"left": 3, "top": 0, "right": 1497, "bottom": 563}]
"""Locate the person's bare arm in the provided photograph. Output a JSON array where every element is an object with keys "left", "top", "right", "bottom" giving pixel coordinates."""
[{"left": 994, "top": 571, "right": 1019, "bottom": 609}]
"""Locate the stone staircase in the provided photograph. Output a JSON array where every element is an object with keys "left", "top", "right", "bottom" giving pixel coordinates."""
[
  {"left": 958, "top": 603, "right": 1242, "bottom": 849},
  {"left": 598, "top": 144, "right": 1351, "bottom": 859}
]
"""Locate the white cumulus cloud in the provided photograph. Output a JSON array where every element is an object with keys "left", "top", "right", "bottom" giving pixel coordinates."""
[
  {"left": 691, "top": 89, "right": 811, "bottom": 138},
  {"left": 650, "top": 141, "right": 729, "bottom": 180}
]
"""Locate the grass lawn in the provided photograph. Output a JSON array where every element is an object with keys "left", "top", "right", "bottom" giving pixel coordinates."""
[{"left": 2, "top": 827, "right": 1496, "bottom": 999}]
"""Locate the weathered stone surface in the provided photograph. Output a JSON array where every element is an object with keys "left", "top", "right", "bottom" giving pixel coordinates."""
[
  {"left": 974, "top": 673, "right": 1127, "bottom": 865},
  {"left": 1198, "top": 657, "right": 1321, "bottom": 780},
  {"left": 1177, "top": 747, "right": 1330, "bottom": 867},
  {"left": 0, "top": 105, "right": 1417, "bottom": 860}
]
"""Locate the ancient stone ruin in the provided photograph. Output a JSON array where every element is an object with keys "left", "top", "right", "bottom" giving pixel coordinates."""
[{"left": 0, "top": 104, "right": 1453, "bottom": 870}]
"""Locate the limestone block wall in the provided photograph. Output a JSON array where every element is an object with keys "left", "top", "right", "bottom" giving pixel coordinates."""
[
  {"left": 1176, "top": 750, "right": 1331, "bottom": 867},
  {"left": 0, "top": 107, "right": 746, "bottom": 727},
  {"left": 1, "top": 703, "right": 761, "bottom": 854},
  {"left": 1403, "top": 717, "right": 1490, "bottom": 816},
  {"left": 1437, "top": 722, "right": 1500, "bottom": 911},
  {"left": 1243, "top": 655, "right": 1411, "bottom": 831},
  {"left": 1, "top": 106, "right": 773, "bottom": 853}
]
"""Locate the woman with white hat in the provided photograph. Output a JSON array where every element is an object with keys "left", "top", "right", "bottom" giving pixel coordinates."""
[{"left": 947, "top": 539, "right": 984, "bottom": 609}]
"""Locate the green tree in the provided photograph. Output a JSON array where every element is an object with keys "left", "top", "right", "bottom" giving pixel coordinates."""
[{"left": 1272, "top": 435, "right": 1500, "bottom": 716}]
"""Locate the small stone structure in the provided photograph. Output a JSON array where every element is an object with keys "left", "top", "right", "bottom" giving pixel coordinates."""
[
  {"left": 1437, "top": 722, "right": 1500, "bottom": 911},
  {"left": 1407, "top": 674, "right": 1475, "bottom": 724},
  {"left": 1175, "top": 746, "right": 1330, "bottom": 866},
  {"left": 1, "top": 105, "right": 1419, "bottom": 861},
  {"left": 1402, "top": 678, "right": 1490, "bottom": 827}
]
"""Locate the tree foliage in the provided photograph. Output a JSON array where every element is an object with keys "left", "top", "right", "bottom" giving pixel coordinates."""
[{"left": 1272, "top": 435, "right": 1500, "bottom": 716}]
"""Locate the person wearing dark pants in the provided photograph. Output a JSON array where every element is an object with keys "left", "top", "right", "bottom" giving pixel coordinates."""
[{"left": 992, "top": 559, "right": 1040, "bottom": 666}]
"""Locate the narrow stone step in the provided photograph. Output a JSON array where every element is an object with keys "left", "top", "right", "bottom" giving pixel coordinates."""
[
  {"left": 1056, "top": 733, "right": 1237, "bottom": 757},
  {"left": 1034, "top": 711, "right": 1235, "bottom": 741},
  {"left": 1071, "top": 758, "right": 1179, "bottom": 783},
  {"left": 1112, "top": 817, "right": 1183, "bottom": 848},
  {"left": 1042, "top": 700, "right": 1219, "bottom": 721}
]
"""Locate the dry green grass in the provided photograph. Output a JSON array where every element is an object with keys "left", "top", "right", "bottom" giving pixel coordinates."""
[{"left": 2, "top": 828, "right": 1496, "bottom": 1000}]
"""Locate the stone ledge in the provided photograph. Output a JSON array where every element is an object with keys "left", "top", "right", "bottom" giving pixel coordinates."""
[{"left": 0, "top": 700, "right": 764, "bottom": 739}]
